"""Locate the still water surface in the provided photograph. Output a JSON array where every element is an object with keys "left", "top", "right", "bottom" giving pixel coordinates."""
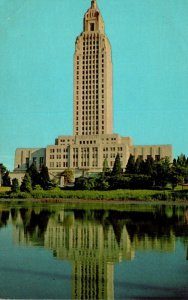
[{"left": 0, "top": 202, "right": 187, "bottom": 299}]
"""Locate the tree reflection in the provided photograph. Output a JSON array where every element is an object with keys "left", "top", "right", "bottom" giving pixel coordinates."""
[
  {"left": 0, "top": 210, "right": 9, "bottom": 228},
  {"left": 0, "top": 204, "right": 187, "bottom": 299}
]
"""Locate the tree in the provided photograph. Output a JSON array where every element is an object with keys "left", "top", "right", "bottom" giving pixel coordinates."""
[
  {"left": 27, "top": 163, "right": 40, "bottom": 188},
  {"left": 0, "top": 164, "right": 11, "bottom": 187},
  {"left": 130, "top": 175, "right": 153, "bottom": 189},
  {"left": 152, "top": 157, "right": 171, "bottom": 188},
  {"left": 134, "top": 156, "right": 143, "bottom": 174},
  {"left": 169, "top": 167, "right": 180, "bottom": 190},
  {"left": 173, "top": 154, "right": 188, "bottom": 184},
  {"left": 144, "top": 157, "right": 155, "bottom": 176},
  {"left": 125, "top": 154, "right": 135, "bottom": 174},
  {"left": 62, "top": 169, "right": 74, "bottom": 185},
  {"left": 75, "top": 176, "right": 96, "bottom": 190},
  {"left": 112, "top": 153, "right": 122, "bottom": 175},
  {"left": 40, "top": 166, "right": 51, "bottom": 190},
  {"left": 11, "top": 178, "right": 19, "bottom": 193},
  {"left": 96, "top": 177, "right": 110, "bottom": 190},
  {"left": 20, "top": 173, "right": 32, "bottom": 192},
  {"left": 2, "top": 171, "right": 11, "bottom": 187},
  {"left": 177, "top": 154, "right": 187, "bottom": 167}
]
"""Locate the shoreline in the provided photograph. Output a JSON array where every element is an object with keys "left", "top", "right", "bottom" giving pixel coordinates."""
[
  {"left": 1, "top": 197, "right": 188, "bottom": 206},
  {"left": 1, "top": 188, "right": 188, "bottom": 207}
]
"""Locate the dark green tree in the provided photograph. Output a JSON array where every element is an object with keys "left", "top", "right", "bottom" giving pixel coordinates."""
[
  {"left": 177, "top": 154, "right": 187, "bottom": 167},
  {"left": 169, "top": 167, "right": 180, "bottom": 190},
  {"left": 112, "top": 153, "right": 122, "bottom": 175},
  {"left": 0, "top": 164, "right": 10, "bottom": 187},
  {"left": 27, "top": 163, "right": 40, "bottom": 188},
  {"left": 135, "top": 156, "right": 143, "bottom": 174},
  {"left": 142, "top": 156, "right": 155, "bottom": 176},
  {"left": 75, "top": 177, "right": 96, "bottom": 190},
  {"left": 172, "top": 154, "right": 188, "bottom": 184},
  {"left": 11, "top": 178, "right": 20, "bottom": 193},
  {"left": 20, "top": 173, "right": 32, "bottom": 192},
  {"left": 40, "top": 166, "right": 51, "bottom": 190},
  {"left": 96, "top": 177, "right": 110, "bottom": 190},
  {"left": 2, "top": 171, "right": 11, "bottom": 187},
  {"left": 0, "top": 164, "right": 6, "bottom": 176},
  {"left": 153, "top": 157, "right": 171, "bottom": 188},
  {"left": 125, "top": 154, "right": 135, "bottom": 174}
]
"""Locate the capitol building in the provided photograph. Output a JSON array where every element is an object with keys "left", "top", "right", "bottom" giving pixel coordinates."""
[{"left": 12, "top": 0, "right": 172, "bottom": 184}]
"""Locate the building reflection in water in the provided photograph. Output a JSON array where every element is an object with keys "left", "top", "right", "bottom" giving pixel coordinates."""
[
  {"left": 1, "top": 206, "right": 187, "bottom": 300},
  {"left": 44, "top": 211, "right": 133, "bottom": 300}
]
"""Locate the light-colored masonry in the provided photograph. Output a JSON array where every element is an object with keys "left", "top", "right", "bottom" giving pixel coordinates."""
[{"left": 11, "top": 0, "right": 172, "bottom": 184}]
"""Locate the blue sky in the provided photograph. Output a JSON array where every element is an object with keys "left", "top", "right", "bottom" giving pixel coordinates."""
[{"left": 0, "top": 0, "right": 188, "bottom": 170}]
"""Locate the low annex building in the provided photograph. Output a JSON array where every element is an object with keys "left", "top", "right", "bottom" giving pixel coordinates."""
[{"left": 11, "top": 0, "right": 172, "bottom": 184}]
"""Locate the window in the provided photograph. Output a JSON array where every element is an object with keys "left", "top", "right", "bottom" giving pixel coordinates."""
[
  {"left": 39, "top": 157, "right": 44, "bottom": 167},
  {"left": 26, "top": 158, "right": 29, "bottom": 169},
  {"left": 90, "top": 23, "right": 95, "bottom": 31}
]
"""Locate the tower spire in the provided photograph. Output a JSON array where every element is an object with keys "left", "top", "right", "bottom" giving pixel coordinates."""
[{"left": 91, "top": 0, "right": 97, "bottom": 9}]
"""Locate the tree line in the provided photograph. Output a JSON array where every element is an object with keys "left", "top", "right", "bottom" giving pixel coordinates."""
[
  {"left": 11, "top": 165, "right": 73, "bottom": 193},
  {"left": 75, "top": 154, "right": 188, "bottom": 190},
  {"left": 1, "top": 153, "right": 188, "bottom": 192}
]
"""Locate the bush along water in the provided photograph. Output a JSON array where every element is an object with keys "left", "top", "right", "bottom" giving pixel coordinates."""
[{"left": 1, "top": 154, "right": 188, "bottom": 201}]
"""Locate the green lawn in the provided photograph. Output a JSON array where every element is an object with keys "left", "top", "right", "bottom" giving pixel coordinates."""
[{"left": 1, "top": 186, "right": 188, "bottom": 202}]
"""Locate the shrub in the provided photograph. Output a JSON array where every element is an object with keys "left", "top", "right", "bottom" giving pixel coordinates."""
[
  {"left": 130, "top": 175, "right": 153, "bottom": 189},
  {"left": 11, "top": 178, "right": 19, "bottom": 193}
]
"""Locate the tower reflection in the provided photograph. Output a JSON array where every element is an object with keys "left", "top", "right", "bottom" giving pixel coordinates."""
[
  {"left": 44, "top": 211, "right": 133, "bottom": 300},
  {"left": 4, "top": 205, "right": 187, "bottom": 300}
]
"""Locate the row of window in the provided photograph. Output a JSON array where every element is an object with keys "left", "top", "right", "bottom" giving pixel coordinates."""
[
  {"left": 80, "top": 73, "right": 104, "bottom": 80},
  {"left": 76, "top": 100, "right": 101, "bottom": 105},
  {"left": 82, "top": 40, "right": 99, "bottom": 45},
  {"left": 81, "top": 115, "right": 100, "bottom": 120},
  {"left": 103, "top": 147, "right": 123, "bottom": 152},
  {"left": 77, "top": 115, "right": 104, "bottom": 121},
  {"left": 76, "top": 65, "right": 104, "bottom": 75},
  {"left": 50, "top": 162, "right": 68, "bottom": 168},
  {"left": 59, "top": 139, "right": 74, "bottom": 143},
  {"left": 76, "top": 95, "right": 104, "bottom": 101},
  {"left": 104, "top": 153, "right": 123, "bottom": 159},
  {"left": 77, "top": 59, "right": 104, "bottom": 66},
  {"left": 81, "top": 89, "right": 104, "bottom": 94},
  {"left": 78, "top": 131, "right": 103, "bottom": 135},
  {"left": 82, "top": 55, "right": 99, "bottom": 60},
  {"left": 49, "top": 160, "right": 117, "bottom": 169},
  {"left": 80, "top": 110, "right": 104, "bottom": 116},
  {"left": 79, "top": 140, "right": 96, "bottom": 145},
  {"left": 80, "top": 106, "right": 99, "bottom": 110},
  {"left": 50, "top": 155, "right": 68, "bottom": 160},
  {"left": 82, "top": 46, "right": 99, "bottom": 51},
  {"left": 50, "top": 148, "right": 68, "bottom": 153},
  {"left": 75, "top": 74, "right": 104, "bottom": 81},
  {"left": 77, "top": 79, "right": 99, "bottom": 84}
]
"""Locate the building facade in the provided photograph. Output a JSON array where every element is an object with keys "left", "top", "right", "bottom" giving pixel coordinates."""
[{"left": 11, "top": 0, "right": 172, "bottom": 184}]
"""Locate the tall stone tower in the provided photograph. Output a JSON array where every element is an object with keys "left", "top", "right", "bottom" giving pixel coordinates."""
[
  {"left": 73, "top": 0, "right": 113, "bottom": 136},
  {"left": 12, "top": 0, "right": 173, "bottom": 179}
]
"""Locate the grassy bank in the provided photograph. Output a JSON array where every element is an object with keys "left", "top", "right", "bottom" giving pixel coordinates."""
[{"left": 0, "top": 188, "right": 188, "bottom": 202}]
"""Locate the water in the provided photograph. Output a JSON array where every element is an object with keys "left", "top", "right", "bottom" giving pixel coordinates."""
[{"left": 0, "top": 202, "right": 187, "bottom": 299}]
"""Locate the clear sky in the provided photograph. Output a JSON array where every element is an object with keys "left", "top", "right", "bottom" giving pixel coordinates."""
[{"left": 0, "top": 0, "right": 188, "bottom": 170}]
